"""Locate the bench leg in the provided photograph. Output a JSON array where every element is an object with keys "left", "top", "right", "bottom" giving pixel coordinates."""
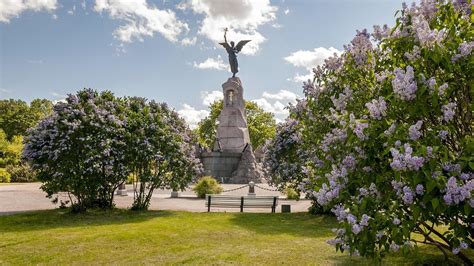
[{"left": 208, "top": 195, "right": 211, "bottom": 212}]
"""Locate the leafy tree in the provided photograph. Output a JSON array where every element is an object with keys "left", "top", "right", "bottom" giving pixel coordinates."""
[
  {"left": 23, "top": 89, "right": 129, "bottom": 211},
  {"left": 196, "top": 100, "right": 276, "bottom": 149},
  {"left": 0, "top": 99, "right": 52, "bottom": 140},
  {"left": 265, "top": 1, "right": 473, "bottom": 264},
  {"left": 125, "top": 97, "right": 202, "bottom": 210}
]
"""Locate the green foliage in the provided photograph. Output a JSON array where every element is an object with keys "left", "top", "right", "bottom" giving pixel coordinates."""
[
  {"left": 24, "top": 89, "right": 130, "bottom": 211},
  {"left": 196, "top": 100, "right": 276, "bottom": 149},
  {"left": 192, "top": 176, "right": 223, "bottom": 198},
  {"left": 125, "top": 97, "right": 201, "bottom": 210},
  {"left": 284, "top": 186, "right": 300, "bottom": 200},
  {"left": 0, "top": 168, "right": 10, "bottom": 183},
  {"left": 0, "top": 98, "right": 52, "bottom": 140},
  {"left": 6, "top": 164, "right": 36, "bottom": 182}
]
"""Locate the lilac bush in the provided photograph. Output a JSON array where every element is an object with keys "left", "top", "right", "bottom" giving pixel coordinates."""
[
  {"left": 125, "top": 97, "right": 202, "bottom": 210},
  {"left": 265, "top": 0, "right": 473, "bottom": 263},
  {"left": 23, "top": 89, "right": 129, "bottom": 211}
]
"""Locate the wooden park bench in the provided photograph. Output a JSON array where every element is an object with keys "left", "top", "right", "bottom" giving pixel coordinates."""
[{"left": 205, "top": 195, "right": 279, "bottom": 213}]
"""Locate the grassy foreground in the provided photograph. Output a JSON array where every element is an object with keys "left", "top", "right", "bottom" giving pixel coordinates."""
[{"left": 0, "top": 209, "right": 469, "bottom": 265}]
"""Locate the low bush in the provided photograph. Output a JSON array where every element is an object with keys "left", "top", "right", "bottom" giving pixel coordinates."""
[
  {"left": 7, "top": 164, "right": 36, "bottom": 182},
  {"left": 284, "top": 187, "right": 300, "bottom": 200},
  {"left": 193, "top": 176, "right": 223, "bottom": 198}
]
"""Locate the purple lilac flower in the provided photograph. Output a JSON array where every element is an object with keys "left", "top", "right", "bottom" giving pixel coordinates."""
[
  {"left": 392, "top": 66, "right": 417, "bottom": 101},
  {"left": 460, "top": 241, "right": 468, "bottom": 250},
  {"left": 331, "top": 87, "right": 352, "bottom": 111},
  {"left": 345, "top": 29, "right": 373, "bottom": 66},
  {"left": 347, "top": 214, "right": 357, "bottom": 225},
  {"left": 342, "top": 155, "right": 356, "bottom": 170},
  {"left": 442, "top": 102, "right": 456, "bottom": 122},
  {"left": 390, "top": 143, "right": 425, "bottom": 171},
  {"left": 404, "top": 45, "right": 420, "bottom": 61},
  {"left": 384, "top": 123, "right": 396, "bottom": 136},
  {"left": 460, "top": 173, "right": 472, "bottom": 181},
  {"left": 372, "top": 24, "right": 391, "bottom": 41},
  {"left": 426, "top": 146, "right": 433, "bottom": 157},
  {"left": 416, "top": 184, "right": 424, "bottom": 195},
  {"left": 332, "top": 205, "right": 348, "bottom": 221},
  {"left": 402, "top": 186, "right": 415, "bottom": 204},
  {"left": 452, "top": 41, "right": 474, "bottom": 62},
  {"left": 376, "top": 232, "right": 385, "bottom": 240},
  {"left": 365, "top": 96, "right": 387, "bottom": 120},
  {"left": 443, "top": 177, "right": 473, "bottom": 205},
  {"left": 360, "top": 214, "right": 370, "bottom": 226},
  {"left": 393, "top": 217, "right": 401, "bottom": 225},
  {"left": 438, "top": 130, "right": 448, "bottom": 140},
  {"left": 453, "top": 247, "right": 461, "bottom": 255},
  {"left": 409, "top": 120, "right": 423, "bottom": 140},
  {"left": 437, "top": 83, "right": 448, "bottom": 96},
  {"left": 352, "top": 224, "right": 362, "bottom": 235},
  {"left": 412, "top": 15, "right": 445, "bottom": 48}
]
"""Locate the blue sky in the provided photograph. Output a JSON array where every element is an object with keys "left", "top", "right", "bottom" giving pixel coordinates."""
[{"left": 0, "top": 0, "right": 405, "bottom": 126}]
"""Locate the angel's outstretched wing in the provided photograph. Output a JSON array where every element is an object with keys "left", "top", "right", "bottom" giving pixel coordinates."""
[
  {"left": 235, "top": 40, "right": 251, "bottom": 52},
  {"left": 219, "top": 42, "right": 231, "bottom": 50}
]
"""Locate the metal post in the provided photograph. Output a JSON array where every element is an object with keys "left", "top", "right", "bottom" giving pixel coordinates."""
[
  {"left": 240, "top": 196, "right": 244, "bottom": 212},
  {"left": 272, "top": 197, "right": 277, "bottom": 213},
  {"left": 207, "top": 195, "right": 211, "bottom": 212}
]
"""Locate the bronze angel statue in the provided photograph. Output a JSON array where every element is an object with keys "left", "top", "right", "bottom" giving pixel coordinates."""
[{"left": 219, "top": 28, "right": 251, "bottom": 77}]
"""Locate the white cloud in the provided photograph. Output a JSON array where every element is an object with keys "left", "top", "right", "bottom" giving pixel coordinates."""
[
  {"left": 181, "top": 36, "right": 197, "bottom": 46},
  {"left": 94, "top": 0, "right": 189, "bottom": 43},
  {"left": 193, "top": 55, "right": 227, "bottom": 71},
  {"left": 262, "top": 89, "right": 297, "bottom": 103},
  {"left": 51, "top": 13, "right": 57, "bottom": 19},
  {"left": 180, "top": 0, "right": 278, "bottom": 55},
  {"left": 284, "top": 8, "right": 289, "bottom": 15},
  {"left": 201, "top": 90, "right": 223, "bottom": 106},
  {"left": 177, "top": 104, "right": 209, "bottom": 129},
  {"left": 0, "top": 0, "right": 58, "bottom": 23},
  {"left": 252, "top": 89, "right": 298, "bottom": 122},
  {"left": 284, "top": 47, "right": 341, "bottom": 82}
]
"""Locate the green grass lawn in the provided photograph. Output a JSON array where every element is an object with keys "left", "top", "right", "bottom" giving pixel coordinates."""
[{"left": 0, "top": 209, "right": 470, "bottom": 265}]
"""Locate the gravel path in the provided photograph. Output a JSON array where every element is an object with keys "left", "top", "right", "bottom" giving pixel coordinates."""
[{"left": 0, "top": 183, "right": 311, "bottom": 215}]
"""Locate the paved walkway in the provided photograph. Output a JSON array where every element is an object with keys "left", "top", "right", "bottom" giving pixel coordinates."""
[{"left": 0, "top": 183, "right": 311, "bottom": 215}]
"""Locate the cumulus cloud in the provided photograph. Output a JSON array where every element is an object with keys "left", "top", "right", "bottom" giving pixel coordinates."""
[
  {"left": 253, "top": 89, "right": 298, "bottom": 122},
  {"left": 0, "top": 0, "right": 58, "bottom": 23},
  {"left": 94, "top": 0, "right": 189, "bottom": 43},
  {"left": 192, "top": 55, "right": 228, "bottom": 71},
  {"left": 284, "top": 47, "right": 341, "bottom": 82},
  {"left": 181, "top": 36, "right": 197, "bottom": 46},
  {"left": 177, "top": 104, "right": 209, "bottom": 129},
  {"left": 179, "top": 0, "right": 278, "bottom": 55},
  {"left": 201, "top": 90, "right": 223, "bottom": 106}
]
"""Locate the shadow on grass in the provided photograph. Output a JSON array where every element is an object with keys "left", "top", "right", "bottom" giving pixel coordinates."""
[
  {"left": 0, "top": 208, "right": 175, "bottom": 233},
  {"left": 228, "top": 212, "right": 336, "bottom": 238}
]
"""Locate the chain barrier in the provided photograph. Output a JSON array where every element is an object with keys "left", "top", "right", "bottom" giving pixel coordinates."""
[
  {"left": 222, "top": 184, "right": 249, "bottom": 193},
  {"left": 254, "top": 184, "right": 279, "bottom": 192}
]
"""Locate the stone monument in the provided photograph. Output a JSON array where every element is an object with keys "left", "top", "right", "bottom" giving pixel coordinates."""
[{"left": 200, "top": 29, "right": 263, "bottom": 184}]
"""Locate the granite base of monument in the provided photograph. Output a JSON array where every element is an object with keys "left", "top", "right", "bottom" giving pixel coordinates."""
[{"left": 200, "top": 77, "right": 264, "bottom": 184}]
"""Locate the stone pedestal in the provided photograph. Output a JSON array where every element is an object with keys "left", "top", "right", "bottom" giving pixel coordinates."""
[
  {"left": 216, "top": 77, "right": 250, "bottom": 153},
  {"left": 200, "top": 77, "right": 264, "bottom": 184}
]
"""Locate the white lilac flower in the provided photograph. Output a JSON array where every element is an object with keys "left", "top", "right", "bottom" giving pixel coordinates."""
[
  {"left": 392, "top": 66, "right": 417, "bottom": 101},
  {"left": 390, "top": 243, "right": 400, "bottom": 252},
  {"left": 442, "top": 102, "right": 456, "bottom": 122}
]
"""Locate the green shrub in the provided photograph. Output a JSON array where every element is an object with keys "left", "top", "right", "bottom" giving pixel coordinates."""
[
  {"left": 0, "top": 168, "right": 10, "bottom": 183},
  {"left": 192, "top": 176, "right": 223, "bottom": 198},
  {"left": 284, "top": 187, "right": 300, "bottom": 200},
  {"left": 7, "top": 164, "right": 36, "bottom": 182}
]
